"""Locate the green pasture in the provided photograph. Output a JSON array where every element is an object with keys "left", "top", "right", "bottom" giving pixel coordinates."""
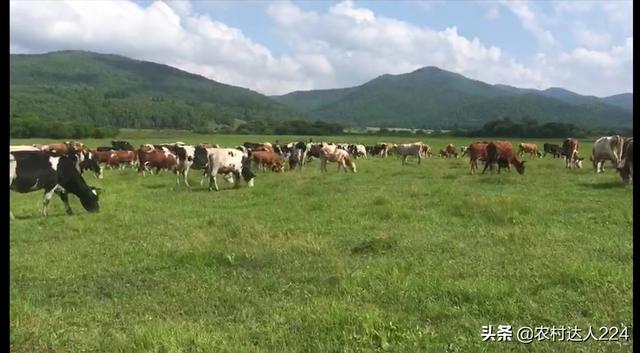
[{"left": 10, "top": 132, "right": 633, "bottom": 352}]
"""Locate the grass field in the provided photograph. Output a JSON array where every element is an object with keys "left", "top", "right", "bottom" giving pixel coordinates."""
[{"left": 10, "top": 132, "right": 633, "bottom": 352}]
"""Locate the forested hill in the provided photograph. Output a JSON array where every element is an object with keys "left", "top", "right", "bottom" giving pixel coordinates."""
[
  {"left": 272, "top": 66, "right": 633, "bottom": 129},
  {"left": 10, "top": 51, "right": 308, "bottom": 130}
]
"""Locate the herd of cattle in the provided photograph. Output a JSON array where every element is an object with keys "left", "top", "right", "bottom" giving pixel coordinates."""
[{"left": 9, "top": 136, "right": 633, "bottom": 219}]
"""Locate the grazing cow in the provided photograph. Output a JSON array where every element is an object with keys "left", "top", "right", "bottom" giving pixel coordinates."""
[
  {"left": 617, "top": 138, "right": 633, "bottom": 183},
  {"left": 204, "top": 148, "right": 255, "bottom": 191},
  {"left": 394, "top": 143, "right": 425, "bottom": 165},
  {"left": 440, "top": 144, "right": 457, "bottom": 158},
  {"left": 107, "top": 150, "right": 137, "bottom": 170},
  {"left": 137, "top": 145, "right": 178, "bottom": 176},
  {"left": 251, "top": 150, "right": 285, "bottom": 172},
  {"left": 467, "top": 142, "right": 489, "bottom": 175},
  {"left": 111, "top": 140, "right": 135, "bottom": 151},
  {"left": 482, "top": 141, "right": 526, "bottom": 175},
  {"left": 562, "top": 138, "right": 583, "bottom": 168},
  {"left": 10, "top": 151, "right": 100, "bottom": 218},
  {"left": 193, "top": 145, "right": 232, "bottom": 186},
  {"left": 348, "top": 144, "right": 367, "bottom": 159},
  {"left": 591, "top": 135, "right": 625, "bottom": 173},
  {"left": 518, "top": 143, "right": 542, "bottom": 158},
  {"left": 543, "top": 143, "right": 563, "bottom": 158},
  {"left": 78, "top": 151, "right": 104, "bottom": 179},
  {"left": 319, "top": 146, "right": 356, "bottom": 173}
]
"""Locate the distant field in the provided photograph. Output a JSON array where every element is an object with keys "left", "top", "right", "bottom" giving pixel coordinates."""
[{"left": 10, "top": 133, "right": 633, "bottom": 352}]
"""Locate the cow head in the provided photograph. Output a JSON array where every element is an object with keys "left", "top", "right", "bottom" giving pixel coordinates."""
[
  {"left": 193, "top": 146, "right": 209, "bottom": 168},
  {"left": 81, "top": 151, "right": 104, "bottom": 179},
  {"left": 241, "top": 156, "right": 256, "bottom": 186},
  {"left": 513, "top": 160, "right": 526, "bottom": 175}
]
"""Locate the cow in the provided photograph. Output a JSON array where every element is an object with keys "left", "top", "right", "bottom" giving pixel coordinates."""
[
  {"left": 171, "top": 144, "right": 197, "bottom": 187},
  {"left": 481, "top": 141, "right": 526, "bottom": 175},
  {"left": 243, "top": 142, "right": 273, "bottom": 152},
  {"left": 319, "top": 146, "right": 356, "bottom": 173},
  {"left": 518, "top": 143, "right": 542, "bottom": 158},
  {"left": 204, "top": 148, "right": 255, "bottom": 191},
  {"left": 393, "top": 143, "right": 425, "bottom": 165},
  {"left": 591, "top": 136, "right": 625, "bottom": 173},
  {"left": 290, "top": 141, "right": 309, "bottom": 169},
  {"left": 562, "top": 138, "right": 584, "bottom": 168},
  {"left": 421, "top": 144, "right": 432, "bottom": 158},
  {"left": 88, "top": 148, "right": 114, "bottom": 165},
  {"left": 617, "top": 138, "right": 633, "bottom": 183},
  {"left": 251, "top": 150, "right": 285, "bottom": 172},
  {"left": 467, "top": 142, "right": 489, "bottom": 175},
  {"left": 107, "top": 150, "right": 137, "bottom": 170},
  {"left": 193, "top": 145, "right": 234, "bottom": 186},
  {"left": 111, "top": 140, "right": 135, "bottom": 151},
  {"left": 543, "top": 143, "right": 563, "bottom": 158},
  {"left": 440, "top": 144, "right": 457, "bottom": 158},
  {"left": 137, "top": 145, "right": 178, "bottom": 176},
  {"left": 38, "top": 142, "right": 86, "bottom": 163},
  {"left": 348, "top": 144, "right": 367, "bottom": 159},
  {"left": 10, "top": 151, "right": 100, "bottom": 218},
  {"left": 372, "top": 143, "right": 392, "bottom": 158},
  {"left": 78, "top": 151, "right": 104, "bottom": 179}
]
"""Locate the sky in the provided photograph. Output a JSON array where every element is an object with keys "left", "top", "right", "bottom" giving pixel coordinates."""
[{"left": 9, "top": 0, "right": 633, "bottom": 97}]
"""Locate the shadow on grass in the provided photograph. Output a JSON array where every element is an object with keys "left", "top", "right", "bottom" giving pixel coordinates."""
[
  {"left": 577, "top": 181, "right": 628, "bottom": 190},
  {"left": 11, "top": 213, "right": 67, "bottom": 221},
  {"left": 351, "top": 236, "right": 397, "bottom": 255}
]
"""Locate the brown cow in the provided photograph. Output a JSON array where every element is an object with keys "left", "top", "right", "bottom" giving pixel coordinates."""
[
  {"left": 518, "top": 143, "right": 542, "bottom": 158},
  {"left": 562, "top": 138, "right": 583, "bottom": 168},
  {"left": 482, "top": 141, "right": 526, "bottom": 175},
  {"left": 89, "top": 148, "right": 115, "bottom": 165},
  {"left": 440, "top": 144, "right": 457, "bottom": 158},
  {"left": 251, "top": 150, "right": 285, "bottom": 172},
  {"left": 467, "top": 142, "right": 489, "bottom": 175},
  {"left": 137, "top": 145, "right": 177, "bottom": 176},
  {"left": 107, "top": 150, "right": 137, "bottom": 170}
]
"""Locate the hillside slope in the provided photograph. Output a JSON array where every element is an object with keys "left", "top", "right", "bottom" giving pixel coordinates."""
[
  {"left": 273, "top": 67, "right": 632, "bottom": 129},
  {"left": 10, "top": 51, "right": 308, "bottom": 129}
]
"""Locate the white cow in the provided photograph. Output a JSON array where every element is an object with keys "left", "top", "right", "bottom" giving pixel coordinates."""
[
  {"left": 393, "top": 143, "right": 425, "bottom": 165},
  {"left": 591, "top": 135, "right": 625, "bottom": 173},
  {"left": 319, "top": 147, "right": 356, "bottom": 173},
  {"left": 205, "top": 148, "right": 255, "bottom": 191},
  {"left": 174, "top": 144, "right": 196, "bottom": 187}
]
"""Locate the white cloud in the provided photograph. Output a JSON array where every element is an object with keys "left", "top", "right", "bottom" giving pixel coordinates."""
[
  {"left": 571, "top": 22, "right": 611, "bottom": 49},
  {"left": 499, "top": 0, "right": 556, "bottom": 47}
]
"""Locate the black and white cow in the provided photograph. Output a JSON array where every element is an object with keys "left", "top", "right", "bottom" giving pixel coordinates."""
[
  {"left": 79, "top": 151, "right": 104, "bottom": 179},
  {"left": 173, "top": 144, "right": 196, "bottom": 187},
  {"left": 290, "top": 141, "right": 309, "bottom": 170},
  {"left": 202, "top": 148, "right": 255, "bottom": 191},
  {"left": 10, "top": 151, "right": 100, "bottom": 218},
  {"left": 111, "top": 140, "right": 135, "bottom": 151}
]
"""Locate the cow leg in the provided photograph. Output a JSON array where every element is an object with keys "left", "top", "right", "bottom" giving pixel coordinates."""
[
  {"left": 418, "top": 155, "right": 421, "bottom": 165},
  {"left": 41, "top": 185, "right": 61, "bottom": 217},
  {"left": 183, "top": 168, "right": 191, "bottom": 188},
  {"left": 402, "top": 155, "right": 407, "bottom": 165},
  {"left": 233, "top": 171, "right": 241, "bottom": 188},
  {"left": 58, "top": 191, "right": 73, "bottom": 215},
  {"left": 208, "top": 172, "right": 220, "bottom": 191}
]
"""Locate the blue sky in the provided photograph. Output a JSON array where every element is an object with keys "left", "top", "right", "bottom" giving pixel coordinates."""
[{"left": 10, "top": 1, "right": 633, "bottom": 96}]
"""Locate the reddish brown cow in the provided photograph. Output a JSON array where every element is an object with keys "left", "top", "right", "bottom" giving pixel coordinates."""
[
  {"left": 89, "top": 149, "right": 114, "bottom": 164},
  {"left": 251, "top": 150, "right": 285, "bottom": 172},
  {"left": 137, "top": 146, "right": 178, "bottom": 176},
  {"left": 467, "top": 142, "right": 489, "bottom": 174},
  {"left": 482, "top": 141, "right": 526, "bottom": 175},
  {"left": 107, "top": 150, "right": 137, "bottom": 170},
  {"left": 562, "top": 138, "right": 583, "bottom": 168},
  {"left": 518, "top": 143, "right": 542, "bottom": 158}
]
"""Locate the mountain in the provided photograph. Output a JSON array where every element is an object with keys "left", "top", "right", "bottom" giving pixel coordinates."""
[
  {"left": 272, "top": 66, "right": 633, "bottom": 129},
  {"left": 602, "top": 93, "right": 633, "bottom": 112},
  {"left": 10, "top": 51, "right": 308, "bottom": 130}
]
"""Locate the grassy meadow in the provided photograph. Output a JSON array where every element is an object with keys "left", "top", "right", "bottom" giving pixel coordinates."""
[{"left": 10, "top": 132, "right": 633, "bottom": 352}]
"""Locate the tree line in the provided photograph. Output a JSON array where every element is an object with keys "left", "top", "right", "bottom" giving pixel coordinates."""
[{"left": 10, "top": 114, "right": 120, "bottom": 139}]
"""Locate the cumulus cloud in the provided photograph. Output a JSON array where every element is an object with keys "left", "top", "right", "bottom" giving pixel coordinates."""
[
  {"left": 9, "top": 0, "right": 633, "bottom": 97},
  {"left": 572, "top": 22, "right": 611, "bottom": 50}
]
